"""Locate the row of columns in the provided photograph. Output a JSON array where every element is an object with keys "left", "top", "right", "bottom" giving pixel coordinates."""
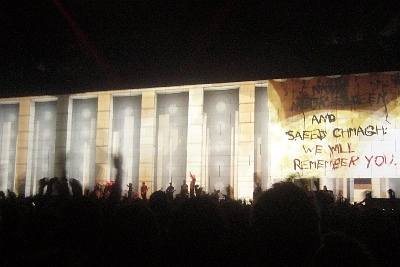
[{"left": 15, "top": 83, "right": 257, "bottom": 199}]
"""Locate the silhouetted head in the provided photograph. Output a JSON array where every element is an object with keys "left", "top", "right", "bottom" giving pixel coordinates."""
[
  {"left": 113, "top": 156, "right": 121, "bottom": 169},
  {"left": 168, "top": 197, "right": 227, "bottom": 266},
  {"left": 149, "top": 190, "right": 168, "bottom": 212},
  {"left": 107, "top": 202, "right": 160, "bottom": 265},
  {"left": 249, "top": 181, "right": 321, "bottom": 266}
]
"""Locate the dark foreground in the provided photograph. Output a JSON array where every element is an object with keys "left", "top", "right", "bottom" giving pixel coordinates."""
[{"left": 1, "top": 182, "right": 399, "bottom": 266}]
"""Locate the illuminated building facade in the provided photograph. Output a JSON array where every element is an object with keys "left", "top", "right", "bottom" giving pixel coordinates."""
[{"left": 1, "top": 71, "right": 400, "bottom": 201}]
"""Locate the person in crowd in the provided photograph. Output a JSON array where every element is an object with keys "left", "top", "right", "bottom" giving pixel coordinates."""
[
  {"left": 360, "top": 190, "right": 373, "bottom": 207},
  {"left": 59, "top": 176, "right": 70, "bottom": 197},
  {"left": 45, "top": 177, "right": 57, "bottom": 196},
  {"left": 249, "top": 181, "right": 321, "bottom": 266},
  {"left": 69, "top": 178, "right": 83, "bottom": 197},
  {"left": 167, "top": 197, "right": 227, "bottom": 266},
  {"left": 225, "top": 184, "right": 232, "bottom": 200},
  {"left": 195, "top": 184, "right": 203, "bottom": 197},
  {"left": 105, "top": 202, "right": 161, "bottom": 266},
  {"left": 166, "top": 182, "right": 175, "bottom": 200},
  {"left": 141, "top": 182, "right": 148, "bottom": 201},
  {"left": 127, "top": 183, "right": 133, "bottom": 200},
  {"left": 253, "top": 182, "right": 262, "bottom": 201},
  {"left": 149, "top": 190, "right": 171, "bottom": 238},
  {"left": 38, "top": 177, "right": 48, "bottom": 196},
  {"left": 210, "top": 189, "right": 221, "bottom": 201},
  {"left": 5, "top": 173, "right": 400, "bottom": 266},
  {"left": 189, "top": 172, "right": 196, "bottom": 198},
  {"left": 110, "top": 155, "right": 122, "bottom": 201},
  {"left": 336, "top": 190, "right": 345, "bottom": 203},
  {"left": 104, "top": 180, "right": 114, "bottom": 198},
  {"left": 180, "top": 180, "right": 188, "bottom": 198},
  {"left": 360, "top": 207, "right": 400, "bottom": 266},
  {"left": 388, "top": 188, "right": 396, "bottom": 200}
]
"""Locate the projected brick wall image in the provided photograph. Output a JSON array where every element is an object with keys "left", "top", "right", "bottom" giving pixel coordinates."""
[{"left": 1, "top": 72, "right": 400, "bottom": 201}]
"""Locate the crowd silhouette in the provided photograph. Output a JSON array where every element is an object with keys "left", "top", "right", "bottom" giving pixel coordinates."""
[{"left": 1, "top": 170, "right": 400, "bottom": 266}]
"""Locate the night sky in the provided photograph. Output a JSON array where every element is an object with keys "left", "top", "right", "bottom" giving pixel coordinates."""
[{"left": 1, "top": 1, "right": 400, "bottom": 98}]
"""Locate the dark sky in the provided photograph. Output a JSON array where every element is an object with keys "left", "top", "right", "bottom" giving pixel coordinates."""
[{"left": 1, "top": 1, "right": 400, "bottom": 98}]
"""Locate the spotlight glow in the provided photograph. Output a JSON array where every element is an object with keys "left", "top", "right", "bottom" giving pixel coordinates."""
[
  {"left": 44, "top": 111, "right": 53, "bottom": 121},
  {"left": 168, "top": 104, "right": 177, "bottom": 115},
  {"left": 124, "top": 107, "right": 133, "bottom": 117},
  {"left": 216, "top": 101, "right": 226, "bottom": 112},
  {"left": 214, "top": 181, "right": 225, "bottom": 191},
  {"left": 42, "top": 128, "right": 51, "bottom": 138},
  {"left": 82, "top": 109, "right": 91, "bottom": 119},
  {"left": 8, "top": 113, "right": 16, "bottom": 122},
  {"left": 80, "top": 127, "right": 90, "bottom": 139}
]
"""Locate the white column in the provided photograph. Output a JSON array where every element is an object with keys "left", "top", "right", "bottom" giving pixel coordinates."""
[
  {"left": 15, "top": 99, "right": 31, "bottom": 195},
  {"left": 24, "top": 101, "right": 35, "bottom": 196},
  {"left": 237, "top": 83, "right": 255, "bottom": 200},
  {"left": 371, "top": 178, "right": 383, "bottom": 198},
  {"left": 234, "top": 111, "right": 239, "bottom": 198},
  {"left": 348, "top": 178, "right": 355, "bottom": 202},
  {"left": 95, "top": 93, "right": 111, "bottom": 182}
]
